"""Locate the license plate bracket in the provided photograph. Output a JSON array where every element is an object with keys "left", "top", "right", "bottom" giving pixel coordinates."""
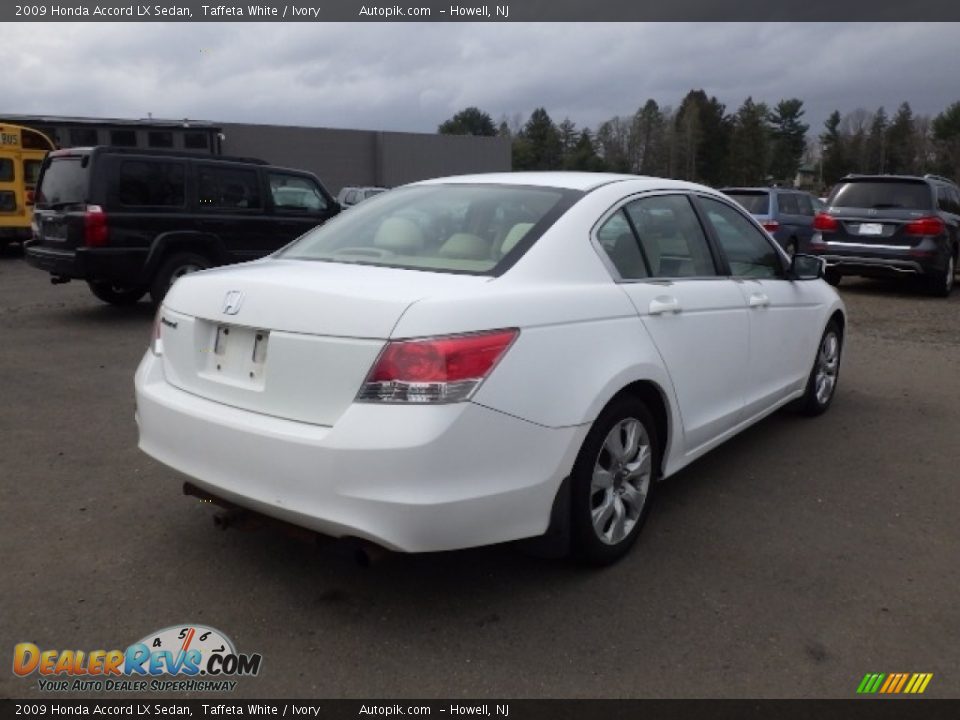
[{"left": 204, "top": 324, "right": 269, "bottom": 387}]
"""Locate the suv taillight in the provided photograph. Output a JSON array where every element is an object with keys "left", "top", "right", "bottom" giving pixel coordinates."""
[
  {"left": 761, "top": 220, "right": 779, "bottom": 233},
  {"left": 84, "top": 205, "right": 108, "bottom": 247},
  {"left": 904, "top": 216, "right": 945, "bottom": 236},
  {"left": 813, "top": 213, "right": 839, "bottom": 232},
  {"left": 357, "top": 329, "right": 519, "bottom": 403}
]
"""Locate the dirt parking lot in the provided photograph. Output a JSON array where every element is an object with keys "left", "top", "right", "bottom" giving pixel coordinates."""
[{"left": 1, "top": 253, "right": 958, "bottom": 699}]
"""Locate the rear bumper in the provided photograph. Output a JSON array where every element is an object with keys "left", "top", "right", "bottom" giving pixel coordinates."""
[
  {"left": 24, "top": 245, "right": 147, "bottom": 284},
  {"left": 812, "top": 239, "right": 949, "bottom": 277},
  {"left": 134, "top": 351, "right": 586, "bottom": 553}
]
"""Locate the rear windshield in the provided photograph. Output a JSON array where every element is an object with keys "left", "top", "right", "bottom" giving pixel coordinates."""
[
  {"left": 724, "top": 192, "right": 769, "bottom": 214},
  {"left": 280, "top": 184, "right": 578, "bottom": 275},
  {"left": 829, "top": 181, "right": 932, "bottom": 210},
  {"left": 37, "top": 156, "right": 89, "bottom": 207}
]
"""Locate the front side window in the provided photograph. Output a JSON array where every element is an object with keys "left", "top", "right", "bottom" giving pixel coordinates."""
[
  {"left": 281, "top": 184, "right": 575, "bottom": 275},
  {"left": 270, "top": 173, "right": 327, "bottom": 211},
  {"left": 700, "top": 196, "right": 783, "bottom": 279},
  {"left": 624, "top": 194, "right": 717, "bottom": 278},
  {"left": 116, "top": 161, "right": 185, "bottom": 207},
  {"left": 198, "top": 166, "right": 261, "bottom": 210}
]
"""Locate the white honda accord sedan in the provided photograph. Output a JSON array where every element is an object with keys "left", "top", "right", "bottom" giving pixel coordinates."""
[{"left": 135, "top": 172, "right": 846, "bottom": 564}]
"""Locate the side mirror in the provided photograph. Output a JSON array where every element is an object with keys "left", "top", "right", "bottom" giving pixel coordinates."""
[{"left": 789, "top": 253, "right": 825, "bottom": 281}]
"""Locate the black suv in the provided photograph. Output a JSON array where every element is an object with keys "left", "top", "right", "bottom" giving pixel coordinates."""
[
  {"left": 25, "top": 146, "right": 339, "bottom": 305},
  {"left": 810, "top": 174, "right": 959, "bottom": 296}
]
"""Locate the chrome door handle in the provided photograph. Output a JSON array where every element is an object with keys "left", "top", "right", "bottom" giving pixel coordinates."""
[
  {"left": 748, "top": 292, "right": 770, "bottom": 308},
  {"left": 649, "top": 296, "right": 681, "bottom": 315}
]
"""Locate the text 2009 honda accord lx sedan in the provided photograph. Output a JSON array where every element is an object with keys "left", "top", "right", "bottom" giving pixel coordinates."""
[{"left": 135, "top": 173, "right": 846, "bottom": 564}]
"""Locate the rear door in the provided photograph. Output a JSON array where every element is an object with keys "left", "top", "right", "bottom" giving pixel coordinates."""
[
  {"left": 32, "top": 152, "right": 93, "bottom": 251},
  {"left": 595, "top": 192, "right": 751, "bottom": 454},
  {"left": 194, "top": 162, "right": 276, "bottom": 261}
]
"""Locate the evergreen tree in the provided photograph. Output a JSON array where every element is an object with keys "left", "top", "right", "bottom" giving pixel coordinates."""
[
  {"left": 768, "top": 99, "right": 809, "bottom": 185},
  {"left": 437, "top": 107, "right": 497, "bottom": 136},
  {"left": 885, "top": 102, "right": 915, "bottom": 175},
  {"left": 727, "top": 97, "right": 771, "bottom": 186}
]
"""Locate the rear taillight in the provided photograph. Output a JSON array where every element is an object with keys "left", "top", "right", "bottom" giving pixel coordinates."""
[
  {"left": 25, "top": 190, "right": 35, "bottom": 206},
  {"left": 151, "top": 307, "right": 163, "bottom": 356},
  {"left": 761, "top": 220, "right": 779, "bottom": 233},
  {"left": 904, "top": 216, "right": 945, "bottom": 236},
  {"left": 813, "top": 213, "right": 839, "bottom": 232},
  {"left": 84, "top": 205, "right": 108, "bottom": 247},
  {"left": 357, "top": 329, "right": 519, "bottom": 403}
]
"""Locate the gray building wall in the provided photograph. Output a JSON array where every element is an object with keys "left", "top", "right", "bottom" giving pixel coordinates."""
[{"left": 219, "top": 122, "right": 511, "bottom": 194}]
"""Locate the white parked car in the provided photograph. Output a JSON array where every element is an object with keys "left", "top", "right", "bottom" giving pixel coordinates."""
[{"left": 135, "top": 173, "right": 846, "bottom": 564}]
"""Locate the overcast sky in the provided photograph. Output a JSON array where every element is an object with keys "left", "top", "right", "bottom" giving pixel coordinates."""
[{"left": 3, "top": 22, "right": 959, "bottom": 137}]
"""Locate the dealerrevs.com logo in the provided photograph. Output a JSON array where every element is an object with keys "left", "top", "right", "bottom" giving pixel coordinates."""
[{"left": 13, "top": 625, "right": 262, "bottom": 693}]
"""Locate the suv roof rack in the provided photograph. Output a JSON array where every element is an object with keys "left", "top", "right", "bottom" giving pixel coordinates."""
[
  {"left": 923, "top": 173, "right": 955, "bottom": 185},
  {"left": 55, "top": 145, "right": 269, "bottom": 165}
]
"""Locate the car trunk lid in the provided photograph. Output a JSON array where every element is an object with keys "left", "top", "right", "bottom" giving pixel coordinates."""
[{"left": 158, "top": 259, "right": 491, "bottom": 426}]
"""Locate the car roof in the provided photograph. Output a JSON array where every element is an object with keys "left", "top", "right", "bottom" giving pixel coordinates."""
[{"left": 413, "top": 172, "right": 710, "bottom": 193}]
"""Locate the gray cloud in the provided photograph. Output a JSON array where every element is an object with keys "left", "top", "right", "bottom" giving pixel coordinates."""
[{"left": 2, "top": 22, "right": 959, "bottom": 135}]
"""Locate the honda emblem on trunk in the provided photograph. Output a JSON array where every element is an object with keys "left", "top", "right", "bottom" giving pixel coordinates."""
[{"left": 223, "top": 290, "right": 244, "bottom": 315}]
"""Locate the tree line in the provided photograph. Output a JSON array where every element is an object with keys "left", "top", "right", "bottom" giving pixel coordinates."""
[{"left": 438, "top": 93, "right": 960, "bottom": 192}]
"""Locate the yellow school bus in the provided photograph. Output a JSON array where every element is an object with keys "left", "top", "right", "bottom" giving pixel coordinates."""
[{"left": 0, "top": 123, "right": 56, "bottom": 246}]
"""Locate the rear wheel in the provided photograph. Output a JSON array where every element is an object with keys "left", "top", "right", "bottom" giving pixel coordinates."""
[
  {"left": 926, "top": 252, "right": 955, "bottom": 298},
  {"left": 150, "top": 252, "right": 211, "bottom": 305},
  {"left": 87, "top": 281, "right": 146, "bottom": 306},
  {"left": 571, "top": 395, "right": 658, "bottom": 565}
]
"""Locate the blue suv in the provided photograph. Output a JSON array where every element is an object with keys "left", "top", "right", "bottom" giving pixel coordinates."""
[{"left": 721, "top": 187, "right": 824, "bottom": 256}]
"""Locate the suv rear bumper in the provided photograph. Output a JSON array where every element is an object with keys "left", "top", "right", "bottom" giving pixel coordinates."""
[
  {"left": 812, "top": 239, "right": 950, "bottom": 278},
  {"left": 24, "top": 245, "right": 147, "bottom": 284}
]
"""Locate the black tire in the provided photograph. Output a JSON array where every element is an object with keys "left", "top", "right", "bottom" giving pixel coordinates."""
[
  {"left": 824, "top": 268, "right": 842, "bottom": 287},
  {"left": 571, "top": 395, "right": 659, "bottom": 565},
  {"left": 926, "top": 252, "right": 955, "bottom": 298},
  {"left": 150, "top": 252, "right": 211, "bottom": 305},
  {"left": 87, "top": 281, "right": 146, "bottom": 306},
  {"left": 797, "top": 320, "right": 842, "bottom": 417}
]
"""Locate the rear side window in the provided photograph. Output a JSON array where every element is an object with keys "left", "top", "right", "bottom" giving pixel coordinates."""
[
  {"left": 830, "top": 181, "right": 932, "bottom": 210},
  {"left": 0, "top": 158, "right": 13, "bottom": 182},
  {"left": 623, "top": 194, "right": 716, "bottom": 278},
  {"left": 198, "top": 166, "right": 262, "bottom": 210},
  {"left": 778, "top": 193, "right": 800, "bottom": 215},
  {"left": 24, "top": 160, "right": 42, "bottom": 185},
  {"left": 597, "top": 209, "right": 648, "bottom": 279},
  {"left": 700, "top": 197, "right": 783, "bottom": 279},
  {"left": 116, "top": 161, "right": 185, "bottom": 207},
  {"left": 797, "top": 193, "right": 815, "bottom": 216},
  {"left": 936, "top": 186, "right": 960, "bottom": 215},
  {"left": 269, "top": 173, "right": 328, "bottom": 212},
  {"left": 148, "top": 131, "right": 173, "bottom": 148},
  {"left": 184, "top": 132, "right": 209, "bottom": 150},
  {"left": 724, "top": 192, "right": 769, "bottom": 214},
  {"left": 37, "top": 157, "right": 89, "bottom": 206}
]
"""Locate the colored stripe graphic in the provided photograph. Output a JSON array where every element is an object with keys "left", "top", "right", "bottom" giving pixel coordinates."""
[{"left": 857, "top": 672, "right": 932, "bottom": 694}]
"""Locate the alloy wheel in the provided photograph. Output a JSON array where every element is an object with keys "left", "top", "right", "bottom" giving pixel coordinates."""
[
  {"left": 815, "top": 331, "right": 840, "bottom": 405},
  {"left": 590, "top": 418, "right": 653, "bottom": 545}
]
